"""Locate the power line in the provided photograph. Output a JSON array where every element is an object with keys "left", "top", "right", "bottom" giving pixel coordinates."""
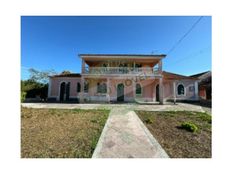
[
  {"left": 169, "top": 46, "right": 211, "bottom": 65},
  {"left": 166, "top": 16, "right": 204, "bottom": 56}
]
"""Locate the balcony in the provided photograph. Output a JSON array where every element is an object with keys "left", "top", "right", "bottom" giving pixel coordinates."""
[{"left": 82, "top": 67, "right": 160, "bottom": 76}]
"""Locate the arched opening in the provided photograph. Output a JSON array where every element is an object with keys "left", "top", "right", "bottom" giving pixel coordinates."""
[
  {"left": 59, "top": 82, "right": 66, "bottom": 101},
  {"left": 77, "top": 82, "right": 81, "bottom": 93},
  {"left": 156, "top": 84, "right": 159, "bottom": 102},
  {"left": 117, "top": 83, "right": 124, "bottom": 102},
  {"left": 136, "top": 83, "right": 142, "bottom": 95},
  {"left": 177, "top": 84, "right": 185, "bottom": 95},
  {"left": 66, "top": 82, "right": 70, "bottom": 101}
]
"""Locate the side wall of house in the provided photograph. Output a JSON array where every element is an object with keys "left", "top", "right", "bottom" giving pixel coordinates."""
[
  {"left": 163, "top": 79, "right": 198, "bottom": 101},
  {"left": 48, "top": 77, "right": 81, "bottom": 101}
]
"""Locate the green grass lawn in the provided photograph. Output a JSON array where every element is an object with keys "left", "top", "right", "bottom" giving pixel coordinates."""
[
  {"left": 136, "top": 111, "right": 211, "bottom": 158},
  {"left": 21, "top": 107, "right": 110, "bottom": 158}
]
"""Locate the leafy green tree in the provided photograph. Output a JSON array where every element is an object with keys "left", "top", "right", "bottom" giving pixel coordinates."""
[
  {"left": 21, "top": 68, "right": 57, "bottom": 101},
  {"left": 61, "top": 70, "right": 71, "bottom": 75}
]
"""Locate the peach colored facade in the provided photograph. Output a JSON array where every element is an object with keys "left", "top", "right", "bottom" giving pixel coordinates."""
[{"left": 48, "top": 54, "right": 199, "bottom": 104}]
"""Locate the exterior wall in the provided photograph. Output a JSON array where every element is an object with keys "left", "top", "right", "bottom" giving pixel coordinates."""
[
  {"left": 199, "top": 87, "right": 206, "bottom": 99},
  {"left": 139, "top": 79, "right": 156, "bottom": 101},
  {"left": 49, "top": 76, "right": 198, "bottom": 102},
  {"left": 49, "top": 77, "right": 81, "bottom": 100},
  {"left": 109, "top": 78, "right": 134, "bottom": 102},
  {"left": 163, "top": 79, "right": 197, "bottom": 101}
]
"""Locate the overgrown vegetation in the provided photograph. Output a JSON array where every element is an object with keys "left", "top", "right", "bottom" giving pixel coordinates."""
[
  {"left": 21, "top": 79, "right": 48, "bottom": 100},
  {"left": 136, "top": 111, "right": 211, "bottom": 158},
  {"left": 21, "top": 107, "right": 110, "bottom": 158},
  {"left": 21, "top": 91, "right": 27, "bottom": 102},
  {"left": 21, "top": 68, "right": 57, "bottom": 101}
]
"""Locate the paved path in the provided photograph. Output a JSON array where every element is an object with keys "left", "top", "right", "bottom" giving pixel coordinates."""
[
  {"left": 92, "top": 108, "right": 169, "bottom": 158},
  {"left": 22, "top": 102, "right": 204, "bottom": 112}
]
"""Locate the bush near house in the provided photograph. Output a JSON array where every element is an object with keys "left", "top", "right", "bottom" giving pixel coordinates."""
[
  {"left": 21, "top": 80, "right": 48, "bottom": 101},
  {"left": 21, "top": 91, "right": 27, "bottom": 102}
]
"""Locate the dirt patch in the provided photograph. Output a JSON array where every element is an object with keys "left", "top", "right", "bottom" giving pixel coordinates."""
[
  {"left": 136, "top": 111, "right": 211, "bottom": 158},
  {"left": 21, "top": 107, "right": 109, "bottom": 158}
]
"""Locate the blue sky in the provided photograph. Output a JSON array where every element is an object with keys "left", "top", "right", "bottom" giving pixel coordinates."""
[{"left": 21, "top": 16, "right": 211, "bottom": 80}]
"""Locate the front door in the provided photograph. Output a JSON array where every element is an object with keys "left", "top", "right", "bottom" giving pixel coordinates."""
[
  {"left": 60, "top": 82, "right": 66, "bottom": 101},
  {"left": 156, "top": 84, "right": 159, "bottom": 102},
  {"left": 117, "top": 83, "right": 124, "bottom": 102}
]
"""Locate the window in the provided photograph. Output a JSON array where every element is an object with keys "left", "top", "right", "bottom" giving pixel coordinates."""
[
  {"left": 84, "top": 81, "right": 89, "bottom": 93},
  {"left": 135, "top": 64, "right": 142, "bottom": 68},
  {"left": 102, "top": 63, "right": 108, "bottom": 67},
  {"left": 136, "top": 83, "right": 142, "bottom": 95},
  {"left": 177, "top": 84, "right": 185, "bottom": 95},
  {"left": 102, "top": 83, "right": 107, "bottom": 93},
  {"left": 77, "top": 82, "right": 81, "bottom": 92},
  {"left": 97, "top": 82, "right": 107, "bottom": 93},
  {"left": 189, "top": 86, "right": 195, "bottom": 92}
]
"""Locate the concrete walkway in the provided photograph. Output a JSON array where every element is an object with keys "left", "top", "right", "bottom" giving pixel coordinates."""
[
  {"left": 92, "top": 108, "right": 169, "bottom": 158},
  {"left": 22, "top": 102, "right": 204, "bottom": 112}
]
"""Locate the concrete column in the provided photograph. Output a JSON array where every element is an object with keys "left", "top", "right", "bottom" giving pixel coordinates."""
[
  {"left": 158, "top": 60, "right": 162, "bottom": 73},
  {"left": 80, "top": 77, "right": 84, "bottom": 103},
  {"left": 194, "top": 81, "right": 199, "bottom": 100},
  {"left": 159, "top": 77, "right": 164, "bottom": 104},
  {"left": 133, "top": 78, "right": 136, "bottom": 101},
  {"left": 48, "top": 78, "right": 52, "bottom": 98},
  {"left": 107, "top": 78, "right": 110, "bottom": 103},
  {"left": 173, "top": 81, "right": 176, "bottom": 104},
  {"left": 81, "top": 59, "right": 85, "bottom": 73}
]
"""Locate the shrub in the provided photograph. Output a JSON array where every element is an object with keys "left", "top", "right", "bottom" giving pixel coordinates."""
[
  {"left": 181, "top": 122, "right": 198, "bottom": 132},
  {"left": 145, "top": 118, "right": 153, "bottom": 124},
  {"left": 21, "top": 92, "right": 27, "bottom": 102}
]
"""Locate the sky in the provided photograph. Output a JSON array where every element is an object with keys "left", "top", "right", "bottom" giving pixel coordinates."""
[{"left": 21, "top": 16, "right": 211, "bottom": 80}]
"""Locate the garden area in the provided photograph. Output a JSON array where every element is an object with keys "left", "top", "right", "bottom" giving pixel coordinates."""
[
  {"left": 136, "top": 111, "right": 211, "bottom": 158},
  {"left": 21, "top": 107, "right": 109, "bottom": 158}
]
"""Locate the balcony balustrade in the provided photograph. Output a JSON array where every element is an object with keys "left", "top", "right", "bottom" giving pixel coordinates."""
[{"left": 83, "top": 67, "right": 160, "bottom": 75}]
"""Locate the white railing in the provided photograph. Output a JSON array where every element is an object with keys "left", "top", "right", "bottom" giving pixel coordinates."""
[{"left": 83, "top": 67, "right": 160, "bottom": 75}]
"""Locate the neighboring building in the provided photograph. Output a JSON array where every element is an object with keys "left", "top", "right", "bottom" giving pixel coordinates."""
[
  {"left": 190, "top": 71, "right": 211, "bottom": 100},
  {"left": 48, "top": 54, "right": 199, "bottom": 104}
]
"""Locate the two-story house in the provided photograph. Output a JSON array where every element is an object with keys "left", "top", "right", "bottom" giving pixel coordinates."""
[{"left": 48, "top": 54, "right": 199, "bottom": 104}]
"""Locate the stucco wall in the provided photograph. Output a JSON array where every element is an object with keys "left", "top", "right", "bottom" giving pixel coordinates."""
[
  {"left": 50, "top": 77, "right": 81, "bottom": 98},
  {"left": 163, "top": 80, "right": 197, "bottom": 101},
  {"left": 49, "top": 76, "right": 198, "bottom": 102}
]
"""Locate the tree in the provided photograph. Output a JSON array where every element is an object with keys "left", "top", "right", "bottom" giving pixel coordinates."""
[
  {"left": 29, "top": 68, "right": 57, "bottom": 84},
  {"left": 21, "top": 68, "right": 57, "bottom": 101},
  {"left": 61, "top": 70, "right": 71, "bottom": 75}
]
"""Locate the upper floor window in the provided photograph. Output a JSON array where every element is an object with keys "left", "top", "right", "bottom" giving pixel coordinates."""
[
  {"left": 136, "top": 83, "right": 142, "bottom": 95},
  {"left": 135, "top": 64, "right": 142, "bottom": 68},
  {"left": 102, "top": 63, "right": 108, "bottom": 67},
  {"left": 177, "top": 84, "right": 185, "bottom": 95},
  {"left": 84, "top": 81, "right": 89, "bottom": 93},
  {"left": 77, "top": 82, "right": 81, "bottom": 92}
]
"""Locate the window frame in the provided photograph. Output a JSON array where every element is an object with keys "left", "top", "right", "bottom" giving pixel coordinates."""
[
  {"left": 177, "top": 83, "right": 185, "bottom": 96},
  {"left": 97, "top": 82, "right": 107, "bottom": 94},
  {"left": 136, "top": 83, "right": 142, "bottom": 96}
]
